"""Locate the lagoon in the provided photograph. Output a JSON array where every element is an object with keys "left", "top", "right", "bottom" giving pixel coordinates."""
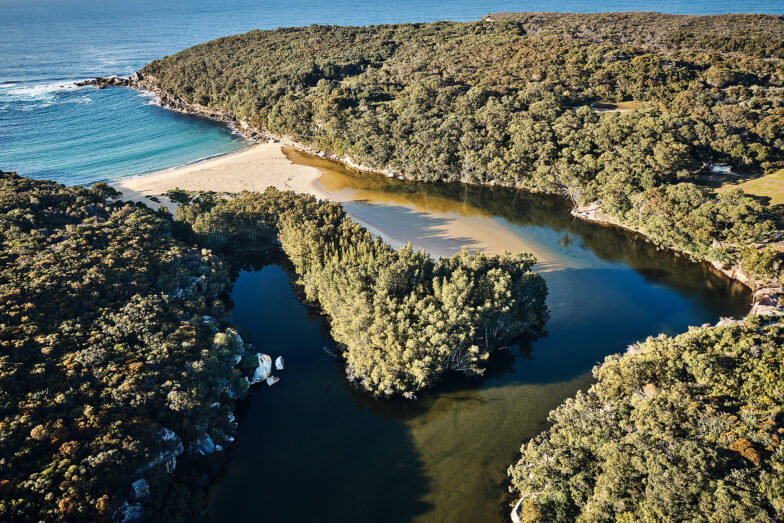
[{"left": 208, "top": 155, "right": 750, "bottom": 522}]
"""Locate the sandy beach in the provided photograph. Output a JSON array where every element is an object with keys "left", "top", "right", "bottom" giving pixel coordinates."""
[
  {"left": 110, "top": 142, "right": 326, "bottom": 211},
  {"left": 111, "top": 142, "right": 569, "bottom": 267}
]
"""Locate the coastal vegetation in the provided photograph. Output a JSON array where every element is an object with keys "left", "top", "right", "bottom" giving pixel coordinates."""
[
  {"left": 0, "top": 171, "right": 547, "bottom": 519},
  {"left": 172, "top": 188, "right": 549, "bottom": 397},
  {"left": 508, "top": 316, "right": 784, "bottom": 522},
  {"left": 139, "top": 13, "right": 784, "bottom": 282},
  {"left": 5, "top": 11, "right": 784, "bottom": 522},
  {"left": 0, "top": 172, "right": 255, "bottom": 521}
]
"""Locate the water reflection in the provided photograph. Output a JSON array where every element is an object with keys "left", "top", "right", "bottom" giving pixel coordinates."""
[
  {"left": 209, "top": 152, "right": 751, "bottom": 522},
  {"left": 286, "top": 146, "right": 749, "bottom": 309},
  {"left": 209, "top": 266, "right": 433, "bottom": 522}
]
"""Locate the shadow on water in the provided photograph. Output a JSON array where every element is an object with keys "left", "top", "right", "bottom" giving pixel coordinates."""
[
  {"left": 209, "top": 151, "right": 753, "bottom": 522},
  {"left": 347, "top": 199, "right": 483, "bottom": 252},
  {"left": 208, "top": 265, "right": 433, "bottom": 522}
]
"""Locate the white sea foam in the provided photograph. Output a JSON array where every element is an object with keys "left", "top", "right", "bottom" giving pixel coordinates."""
[
  {"left": 0, "top": 80, "right": 90, "bottom": 103},
  {"left": 19, "top": 103, "right": 53, "bottom": 111}
]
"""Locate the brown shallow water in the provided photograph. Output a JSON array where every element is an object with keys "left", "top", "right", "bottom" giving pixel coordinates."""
[{"left": 207, "top": 151, "right": 751, "bottom": 522}]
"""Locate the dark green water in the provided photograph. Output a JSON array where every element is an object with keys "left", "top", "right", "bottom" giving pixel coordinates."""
[{"left": 207, "top": 172, "right": 751, "bottom": 522}]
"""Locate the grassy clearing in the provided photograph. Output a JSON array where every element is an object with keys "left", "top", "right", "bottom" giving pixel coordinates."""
[
  {"left": 591, "top": 100, "right": 644, "bottom": 112},
  {"left": 712, "top": 169, "right": 784, "bottom": 207}
]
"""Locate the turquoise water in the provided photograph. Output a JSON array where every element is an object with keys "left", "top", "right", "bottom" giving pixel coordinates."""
[
  {"left": 1, "top": 0, "right": 782, "bottom": 183},
  {"left": 0, "top": 86, "right": 249, "bottom": 184}
]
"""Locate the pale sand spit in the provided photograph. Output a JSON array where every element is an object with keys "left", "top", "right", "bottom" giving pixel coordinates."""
[{"left": 110, "top": 143, "right": 326, "bottom": 212}]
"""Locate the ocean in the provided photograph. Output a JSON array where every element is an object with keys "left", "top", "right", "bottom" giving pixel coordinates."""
[{"left": 1, "top": 0, "right": 781, "bottom": 185}]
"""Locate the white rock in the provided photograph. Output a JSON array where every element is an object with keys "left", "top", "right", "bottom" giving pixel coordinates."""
[
  {"left": 250, "top": 353, "right": 272, "bottom": 384},
  {"left": 266, "top": 376, "right": 279, "bottom": 386},
  {"left": 191, "top": 433, "right": 216, "bottom": 456},
  {"left": 511, "top": 497, "right": 525, "bottom": 523},
  {"left": 275, "top": 356, "right": 284, "bottom": 370}
]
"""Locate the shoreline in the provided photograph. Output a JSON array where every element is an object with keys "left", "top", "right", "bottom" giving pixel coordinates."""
[
  {"left": 116, "top": 140, "right": 257, "bottom": 182},
  {"left": 110, "top": 142, "right": 330, "bottom": 212},
  {"left": 91, "top": 75, "right": 780, "bottom": 316}
]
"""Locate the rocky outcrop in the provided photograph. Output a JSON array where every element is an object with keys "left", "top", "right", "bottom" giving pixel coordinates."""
[
  {"left": 711, "top": 262, "right": 783, "bottom": 316},
  {"left": 250, "top": 353, "right": 273, "bottom": 384},
  {"left": 510, "top": 496, "right": 525, "bottom": 523},
  {"left": 76, "top": 75, "right": 130, "bottom": 89},
  {"left": 114, "top": 501, "right": 143, "bottom": 523},
  {"left": 135, "top": 427, "right": 183, "bottom": 475},
  {"left": 190, "top": 432, "right": 223, "bottom": 455},
  {"left": 750, "top": 286, "right": 783, "bottom": 316},
  {"left": 131, "top": 479, "right": 150, "bottom": 501}
]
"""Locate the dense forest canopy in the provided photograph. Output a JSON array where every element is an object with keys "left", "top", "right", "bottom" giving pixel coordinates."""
[
  {"left": 0, "top": 172, "right": 548, "bottom": 520},
  {"left": 0, "top": 173, "right": 255, "bottom": 521},
  {"left": 485, "top": 12, "right": 784, "bottom": 59},
  {"left": 508, "top": 316, "right": 784, "bottom": 522},
  {"left": 172, "top": 188, "right": 549, "bottom": 397},
  {"left": 140, "top": 13, "right": 784, "bottom": 282}
]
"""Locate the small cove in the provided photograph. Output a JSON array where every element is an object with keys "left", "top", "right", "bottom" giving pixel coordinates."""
[{"left": 207, "top": 153, "right": 751, "bottom": 522}]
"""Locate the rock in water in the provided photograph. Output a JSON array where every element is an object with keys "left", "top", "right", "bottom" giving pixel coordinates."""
[
  {"left": 250, "top": 353, "right": 272, "bottom": 384},
  {"left": 266, "top": 376, "right": 279, "bottom": 386},
  {"left": 275, "top": 355, "right": 284, "bottom": 370}
]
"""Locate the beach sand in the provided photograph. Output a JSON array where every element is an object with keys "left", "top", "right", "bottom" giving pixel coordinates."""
[
  {"left": 111, "top": 142, "right": 567, "bottom": 267},
  {"left": 110, "top": 142, "right": 326, "bottom": 212}
]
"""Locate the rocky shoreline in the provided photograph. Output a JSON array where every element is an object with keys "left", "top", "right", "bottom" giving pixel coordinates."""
[{"left": 81, "top": 74, "right": 783, "bottom": 317}]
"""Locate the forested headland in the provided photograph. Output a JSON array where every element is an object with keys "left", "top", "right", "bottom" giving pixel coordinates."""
[
  {"left": 0, "top": 172, "right": 547, "bottom": 520},
  {"left": 0, "top": 172, "right": 256, "bottom": 521},
  {"left": 508, "top": 316, "right": 784, "bottom": 522},
  {"left": 136, "top": 13, "right": 784, "bottom": 288}
]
